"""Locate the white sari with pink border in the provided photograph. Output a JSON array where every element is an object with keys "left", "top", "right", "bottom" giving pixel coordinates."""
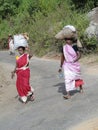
[{"left": 63, "top": 44, "right": 82, "bottom": 92}]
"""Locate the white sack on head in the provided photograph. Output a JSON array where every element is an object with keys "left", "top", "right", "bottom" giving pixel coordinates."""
[
  {"left": 14, "top": 34, "right": 28, "bottom": 49},
  {"left": 55, "top": 30, "right": 65, "bottom": 40}
]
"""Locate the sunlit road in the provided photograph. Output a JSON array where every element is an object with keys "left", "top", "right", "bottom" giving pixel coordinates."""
[{"left": 0, "top": 51, "right": 98, "bottom": 130}]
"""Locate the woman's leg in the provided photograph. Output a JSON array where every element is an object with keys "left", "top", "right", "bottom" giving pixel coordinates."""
[{"left": 79, "top": 85, "right": 83, "bottom": 93}]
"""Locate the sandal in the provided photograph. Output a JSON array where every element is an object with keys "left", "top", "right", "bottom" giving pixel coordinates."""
[{"left": 63, "top": 95, "right": 71, "bottom": 99}]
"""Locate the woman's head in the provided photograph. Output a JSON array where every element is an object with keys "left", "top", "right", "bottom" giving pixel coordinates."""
[
  {"left": 18, "top": 46, "right": 25, "bottom": 55},
  {"left": 64, "top": 37, "right": 77, "bottom": 45},
  {"left": 8, "top": 34, "right": 13, "bottom": 39}
]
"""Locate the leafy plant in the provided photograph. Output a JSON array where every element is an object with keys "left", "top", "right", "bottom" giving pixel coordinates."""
[{"left": 0, "top": 0, "right": 97, "bottom": 55}]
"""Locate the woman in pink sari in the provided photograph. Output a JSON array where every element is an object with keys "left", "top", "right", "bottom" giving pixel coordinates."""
[
  {"left": 11, "top": 46, "right": 34, "bottom": 103},
  {"left": 59, "top": 37, "right": 84, "bottom": 99}
]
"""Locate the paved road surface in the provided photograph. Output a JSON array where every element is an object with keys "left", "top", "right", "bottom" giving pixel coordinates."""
[{"left": 0, "top": 51, "right": 98, "bottom": 130}]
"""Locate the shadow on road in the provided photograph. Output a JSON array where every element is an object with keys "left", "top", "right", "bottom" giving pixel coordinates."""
[{"left": 54, "top": 82, "right": 80, "bottom": 96}]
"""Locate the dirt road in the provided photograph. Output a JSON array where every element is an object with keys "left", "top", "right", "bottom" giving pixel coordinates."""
[{"left": 0, "top": 51, "right": 98, "bottom": 130}]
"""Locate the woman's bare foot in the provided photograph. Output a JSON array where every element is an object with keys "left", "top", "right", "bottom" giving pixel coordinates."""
[{"left": 30, "top": 93, "right": 35, "bottom": 101}]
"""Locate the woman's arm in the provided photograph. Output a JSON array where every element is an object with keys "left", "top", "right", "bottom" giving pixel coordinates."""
[
  {"left": 11, "top": 63, "right": 17, "bottom": 79},
  {"left": 60, "top": 53, "right": 65, "bottom": 68},
  {"left": 72, "top": 44, "right": 81, "bottom": 62},
  {"left": 74, "top": 51, "right": 81, "bottom": 62},
  {"left": 29, "top": 51, "right": 33, "bottom": 59},
  {"left": 26, "top": 46, "right": 33, "bottom": 59},
  {"left": 58, "top": 53, "right": 65, "bottom": 72}
]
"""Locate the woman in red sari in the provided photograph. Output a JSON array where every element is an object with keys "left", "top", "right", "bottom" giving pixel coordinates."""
[{"left": 11, "top": 46, "right": 34, "bottom": 103}]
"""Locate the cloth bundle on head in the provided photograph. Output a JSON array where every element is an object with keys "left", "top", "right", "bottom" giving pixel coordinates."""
[
  {"left": 22, "top": 32, "right": 29, "bottom": 41},
  {"left": 64, "top": 25, "right": 76, "bottom": 32},
  {"left": 55, "top": 25, "right": 77, "bottom": 40},
  {"left": 14, "top": 34, "right": 28, "bottom": 49},
  {"left": 55, "top": 25, "right": 82, "bottom": 47}
]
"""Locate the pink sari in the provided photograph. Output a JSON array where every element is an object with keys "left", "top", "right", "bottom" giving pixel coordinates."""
[
  {"left": 16, "top": 53, "right": 34, "bottom": 102},
  {"left": 63, "top": 44, "right": 83, "bottom": 92}
]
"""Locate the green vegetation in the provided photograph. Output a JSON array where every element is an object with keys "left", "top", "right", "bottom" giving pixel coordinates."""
[{"left": 0, "top": 0, "right": 97, "bottom": 55}]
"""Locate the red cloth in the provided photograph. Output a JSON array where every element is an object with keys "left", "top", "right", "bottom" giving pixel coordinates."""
[
  {"left": 16, "top": 54, "right": 31, "bottom": 97},
  {"left": 16, "top": 54, "right": 28, "bottom": 68},
  {"left": 16, "top": 68, "right": 31, "bottom": 97},
  {"left": 75, "top": 79, "right": 84, "bottom": 87}
]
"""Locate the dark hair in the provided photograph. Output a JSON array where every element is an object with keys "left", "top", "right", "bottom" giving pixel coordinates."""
[
  {"left": 64, "top": 37, "right": 77, "bottom": 43},
  {"left": 18, "top": 46, "right": 25, "bottom": 51},
  {"left": 9, "top": 35, "right": 13, "bottom": 38},
  {"left": 73, "top": 38, "right": 77, "bottom": 43}
]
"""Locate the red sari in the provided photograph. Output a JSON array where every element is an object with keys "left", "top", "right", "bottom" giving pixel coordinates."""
[{"left": 16, "top": 53, "right": 34, "bottom": 102}]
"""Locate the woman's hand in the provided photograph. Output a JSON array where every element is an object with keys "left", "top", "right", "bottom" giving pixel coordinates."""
[
  {"left": 58, "top": 67, "right": 62, "bottom": 73},
  {"left": 25, "top": 46, "right": 29, "bottom": 51},
  {"left": 11, "top": 71, "right": 15, "bottom": 79}
]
